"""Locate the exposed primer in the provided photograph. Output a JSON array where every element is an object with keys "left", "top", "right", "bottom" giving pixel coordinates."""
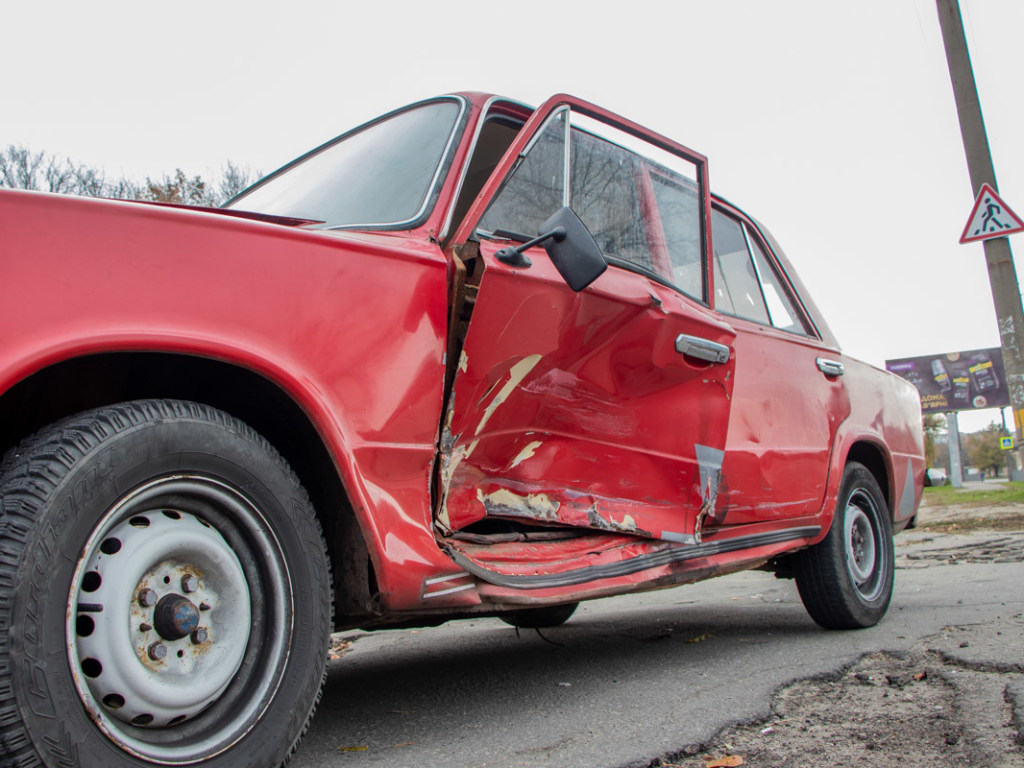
[
  {"left": 510, "top": 440, "right": 543, "bottom": 469},
  {"left": 649, "top": 293, "right": 668, "bottom": 314},
  {"left": 661, "top": 530, "right": 697, "bottom": 545},
  {"left": 587, "top": 506, "right": 639, "bottom": 534},
  {"left": 693, "top": 499, "right": 714, "bottom": 545},
  {"left": 695, "top": 444, "right": 725, "bottom": 504},
  {"left": 694, "top": 444, "right": 725, "bottom": 544},
  {"left": 458, "top": 350, "right": 469, "bottom": 373},
  {"left": 474, "top": 354, "right": 542, "bottom": 437},
  {"left": 440, "top": 425, "right": 457, "bottom": 456},
  {"left": 437, "top": 439, "right": 480, "bottom": 533},
  {"left": 477, "top": 487, "right": 560, "bottom": 521},
  {"left": 436, "top": 500, "right": 452, "bottom": 532}
]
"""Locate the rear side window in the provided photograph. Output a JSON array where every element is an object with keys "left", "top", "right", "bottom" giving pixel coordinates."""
[
  {"left": 712, "top": 209, "right": 810, "bottom": 335},
  {"left": 712, "top": 210, "right": 769, "bottom": 324}
]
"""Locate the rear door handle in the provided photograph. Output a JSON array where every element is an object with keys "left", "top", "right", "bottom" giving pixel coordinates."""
[
  {"left": 675, "top": 334, "right": 730, "bottom": 364},
  {"left": 816, "top": 357, "right": 845, "bottom": 377}
]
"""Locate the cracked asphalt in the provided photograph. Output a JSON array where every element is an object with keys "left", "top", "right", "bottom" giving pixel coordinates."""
[{"left": 289, "top": 508, "right": 1024, "bottom": 768}]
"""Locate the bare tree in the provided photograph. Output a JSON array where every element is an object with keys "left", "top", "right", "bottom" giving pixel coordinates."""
[
  {"left": 1, "top": 146, "right": 51, "bottom": 190},
  {"left": 218, "top": 161, "right": 258, "bottom": 202},
  {"left": 142, "top": 169, "right": 214, "bottom": 206},
  {"left": 0, "top": 145, "right": 260, "bottom": 206}
]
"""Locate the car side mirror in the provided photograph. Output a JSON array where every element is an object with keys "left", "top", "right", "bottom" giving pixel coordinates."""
[
  {"left": 539, "top": 207, "right": 607, "bottom": 292},
  {"left": 492, "top": 207, "right": 607, "bottom": 292}
]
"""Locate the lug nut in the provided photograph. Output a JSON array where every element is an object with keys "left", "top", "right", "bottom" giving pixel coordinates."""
[
  {"left": 191, "top": 628, "right": 208, "bottom": 645},
  {"left": 138, "top": 589, "right": 158, "bottom": 608},
  {"left": 181, "top": 574, "right": 199, "bottom": 593},
  {"left": 148, "top": 642, "right": 167, "bottom": 661}
]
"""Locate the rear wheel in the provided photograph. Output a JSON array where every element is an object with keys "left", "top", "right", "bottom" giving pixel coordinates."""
[
  {"left": 499, "top": 602, "right": 579, "bottom": 629},
  {"left": 794, "top": 462, "right": 894, "bottom": 629},
  {"left": 0, "top": 400, "right": 332, "bottom": 767}
]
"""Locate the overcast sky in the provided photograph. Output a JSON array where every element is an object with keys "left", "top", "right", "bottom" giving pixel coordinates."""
[{"left": 4, "top": 0, "right": 1022, "bottom": 430}]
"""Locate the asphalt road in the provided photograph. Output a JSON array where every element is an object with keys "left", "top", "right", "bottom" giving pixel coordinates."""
[{"left": 289, "top": 528, "right": 1024, "bottom": 768}]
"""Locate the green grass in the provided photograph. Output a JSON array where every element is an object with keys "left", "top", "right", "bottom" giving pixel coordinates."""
[{"left": 923, "top": 481, "right": 1024, "bottom": 507}]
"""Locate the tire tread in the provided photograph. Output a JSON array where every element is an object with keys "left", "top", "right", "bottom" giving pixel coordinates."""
[
  {"left": 793, "top": 462, "right": 894, "bottom": 630},
  {"left": 0, "top": 399, "right": 332, "bottom": 768}
]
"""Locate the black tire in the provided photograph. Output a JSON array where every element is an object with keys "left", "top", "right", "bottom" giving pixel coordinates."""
[
  {"left": 0, "top": 400, "right": 332, "bottom": 767},
  {"left": 499, "top": 602, "right": 579, "bottom": 629},
  {"left": 794, "top": 461, "right": 894, "bottom": 629}
]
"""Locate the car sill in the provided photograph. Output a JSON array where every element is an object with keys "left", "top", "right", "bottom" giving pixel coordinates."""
[{"left": 442, "top": 526, "right": 821, "bottom": 590}]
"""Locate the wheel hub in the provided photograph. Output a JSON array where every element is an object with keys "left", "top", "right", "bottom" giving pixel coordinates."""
[
  {"left": 844, "top": 501, "right": 878, "bottom": 587},
  {"left": 153, "top": 594, "right": 201, "bottom": 641},
  {"left": 70, "top": 502, "right": 252, "bottom": 731}
]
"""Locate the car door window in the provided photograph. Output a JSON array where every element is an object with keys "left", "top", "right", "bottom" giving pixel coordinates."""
[
  {"left": 478, "top": 110, "right": 567, "bottom": 239},
  {"left": 650, "top": 174, "right": 702, "bottom": 300},
  {"left": 568, "top": 129, "right": 649, "bottom": 271},
  {"left": 477, "top": 107, "right": 706, "bottom": 302}
]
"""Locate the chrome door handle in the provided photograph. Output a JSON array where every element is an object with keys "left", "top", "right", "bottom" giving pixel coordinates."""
[
  {"left": 816, "top": 358, "right": 845, "bottom": 377},
  {"left": 675, "top": 334, "right": 730, "bottom": 364}
]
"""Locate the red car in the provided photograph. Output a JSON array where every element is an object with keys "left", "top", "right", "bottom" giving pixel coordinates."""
[{"left": 0, "top": 93, "right": 924, "bottom": 768}]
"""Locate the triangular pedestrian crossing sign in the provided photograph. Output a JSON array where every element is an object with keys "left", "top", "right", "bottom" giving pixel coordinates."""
[{"left": 960, "top": 183, "right": 1024, "bottom": 243}]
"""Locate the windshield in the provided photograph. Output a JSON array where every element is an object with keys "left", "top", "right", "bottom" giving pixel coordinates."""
[{"left": 227, "top": 99, "right": 463, "bottom": 229}]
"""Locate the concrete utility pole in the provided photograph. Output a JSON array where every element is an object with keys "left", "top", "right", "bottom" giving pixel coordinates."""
[
  {"left": 947, "top": 411, "right": 965, "bottom": 487},
  {"left": 937, "top": 0, "right": 1024, "bottom": 480}
]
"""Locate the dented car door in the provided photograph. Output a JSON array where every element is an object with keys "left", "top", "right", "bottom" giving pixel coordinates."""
[{"left": 439, "top": 98, "right": 738, "bottom": 547}]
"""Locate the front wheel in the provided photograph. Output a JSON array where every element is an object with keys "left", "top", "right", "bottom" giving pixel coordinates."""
[
  {"left": 793, "top": 462, "right": 894, "bottom": 629},
  {"left": 0, "top": 400, "right": 332, "bottom": 767}
]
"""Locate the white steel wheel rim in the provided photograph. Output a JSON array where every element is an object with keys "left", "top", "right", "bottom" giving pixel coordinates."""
[
  {"left": 73, "top": 511, "right": 251, "bottom": 727},
  {"left": 844, "top": 492, "right": 881, "bottom": 598},
  {"left": 66, "top": 475, "right": 293, "bottom": 764}
]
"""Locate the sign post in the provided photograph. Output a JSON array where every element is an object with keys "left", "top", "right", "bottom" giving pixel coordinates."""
[
  {"left": 947, "top": 412, "right": 964, "bottom": 488},
  {"left": 937, "top": 0, "right": 1024, "bottom": 482}
]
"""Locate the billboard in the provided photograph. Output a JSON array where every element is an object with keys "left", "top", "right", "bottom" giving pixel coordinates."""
[{"left": 885, "top": 347, "right": 1008, "bottom": 413}]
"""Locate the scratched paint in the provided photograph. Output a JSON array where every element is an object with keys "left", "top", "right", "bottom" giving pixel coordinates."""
[
  {"left": 473, "top": 354, "right": 542, "bottom": 437},
  {"left": 438, "top": 242, "right": 739, "bottom": 539},
  {"left": 477, "top": 488, "right": 560, "bottom": 521},
  {"left": 586, "top": 506, "right": 639, "bottom": 534},
  {"left": 510, "top": 440, "right": 543, "bottom": 469},
  {"left": 438, "top": 357, "right": 543, "bottom": 531},
  {"left": 437, "top": 437, "right": 479, "bottom": 533}
]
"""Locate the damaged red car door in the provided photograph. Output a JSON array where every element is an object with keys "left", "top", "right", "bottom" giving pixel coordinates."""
[{"left": 438, "top": 98, "right": 737, "bottom": 547}]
